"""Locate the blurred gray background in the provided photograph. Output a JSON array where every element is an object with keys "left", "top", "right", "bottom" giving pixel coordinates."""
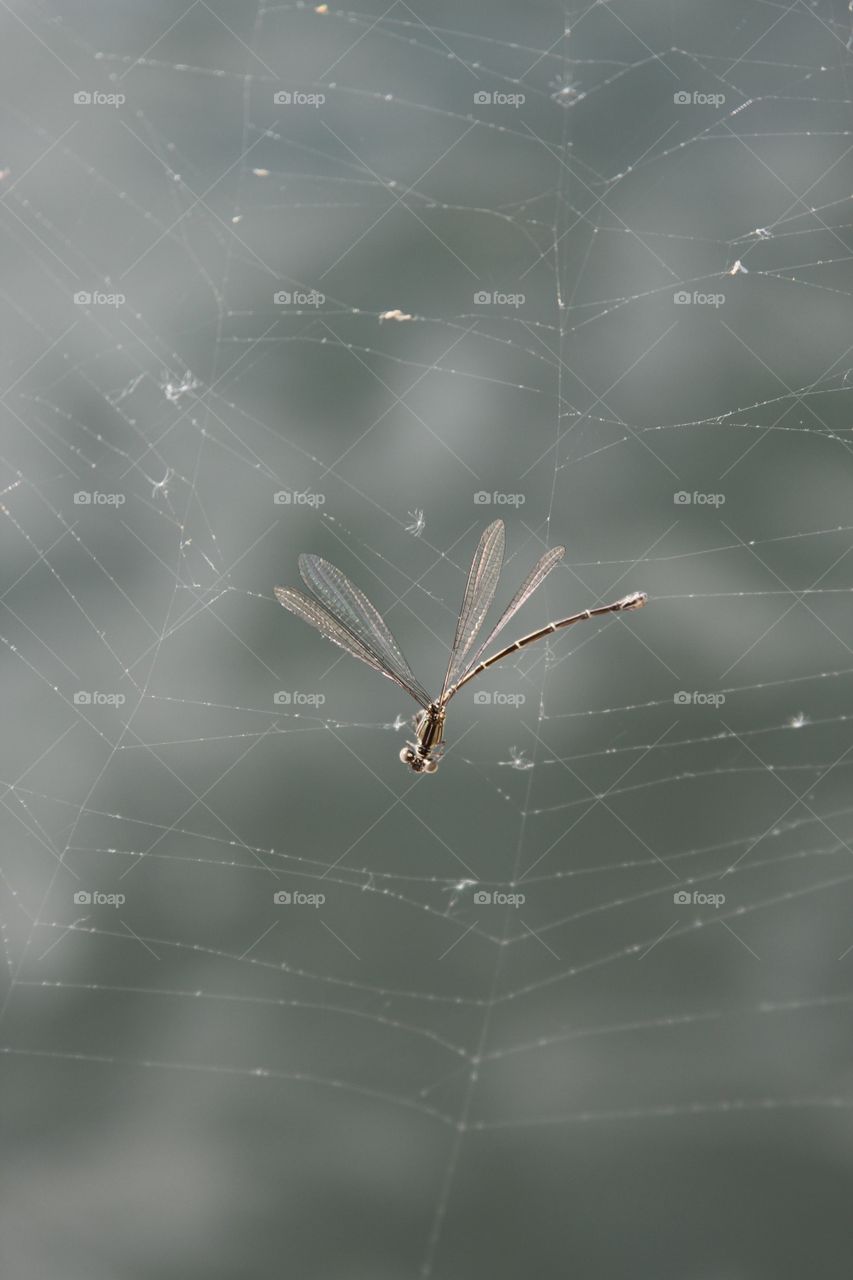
[{"left": 2, "top": 1, "right": 853, "bottom": 1276}]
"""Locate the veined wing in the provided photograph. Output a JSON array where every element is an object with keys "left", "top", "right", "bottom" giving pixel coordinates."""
[
  {"left": 450, "top": 545, "right": 565, "bottom": 694},
  {"left": 440, "top": 519, "right": 505, "bottom": 700},
  {"left": 274, "top": 586, "right": 431, "bottom": 707},
  {"left": 297, "top": 554, "right": 432, "bottom": 707}
]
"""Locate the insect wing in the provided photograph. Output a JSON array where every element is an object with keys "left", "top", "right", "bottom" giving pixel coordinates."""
[
  {"left": 274, "top": 586, "right": 387, "bottom": 675},
  {"left": 298, "top": 554, "right": 432, "bottom": 707},
  {"left": 454, "top": 545, "right": 565, "bottom": 687},
  {"left": 441, "top": 519, "right": 505, "bottom": 697}
]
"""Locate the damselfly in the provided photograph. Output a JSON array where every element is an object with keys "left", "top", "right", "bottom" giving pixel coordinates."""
[{"left": 274, "top": 520, "right": 647, "bottom": 773}]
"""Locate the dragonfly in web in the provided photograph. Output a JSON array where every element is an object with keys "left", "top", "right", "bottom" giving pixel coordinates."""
[{"left": 274, "top": 520, "right": 647, "bottom": 774}]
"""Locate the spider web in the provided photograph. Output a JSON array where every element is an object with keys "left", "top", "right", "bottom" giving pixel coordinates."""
[{"left": 2, "top": 0, "right": 853, "bottom": 1275}]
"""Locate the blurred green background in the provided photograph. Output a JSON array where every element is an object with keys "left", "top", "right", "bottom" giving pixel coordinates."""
[{"left": 2, "top": 1, "right": 853, "bottom": 1276}]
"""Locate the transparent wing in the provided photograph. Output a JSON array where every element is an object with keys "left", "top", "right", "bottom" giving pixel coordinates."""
[
  {"left": 440, "top": 519, "right": 505, "bottom": 699},
  {"left": 299, "top": 554, "right": 433, "bottom": 707},
  {"left": 452, "top": 545, "right": 565, "bottom": 690},
  {"left": 274, "top": 585, "right": 431, "bottom": 708}
]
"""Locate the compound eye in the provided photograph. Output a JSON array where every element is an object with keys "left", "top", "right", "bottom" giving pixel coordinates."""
[
  {"left": 399, "top": 746, "right": 416, "bottom": 764},
  {"left": 422, "top": 758, "right": 438, "bottom": 774}
]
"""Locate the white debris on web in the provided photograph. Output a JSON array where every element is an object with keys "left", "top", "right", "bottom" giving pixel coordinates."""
[
  {"left": 142, "top": 467, "right": 173, "bottom": 500},
  {"left": 500, "top": 746, "right": 534, "bottom": 771},
  {"left": 162, "top": 371, "right": 199, "bottom": 402},
  {"left": 443, "top": 879, "right": 478, "bottom": 913},
  {"left": 405, "top": 508, "right": 425, "bottom": 536},
  {"left": 549, "top": 74, "right": 584, "bottom": 105}
]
